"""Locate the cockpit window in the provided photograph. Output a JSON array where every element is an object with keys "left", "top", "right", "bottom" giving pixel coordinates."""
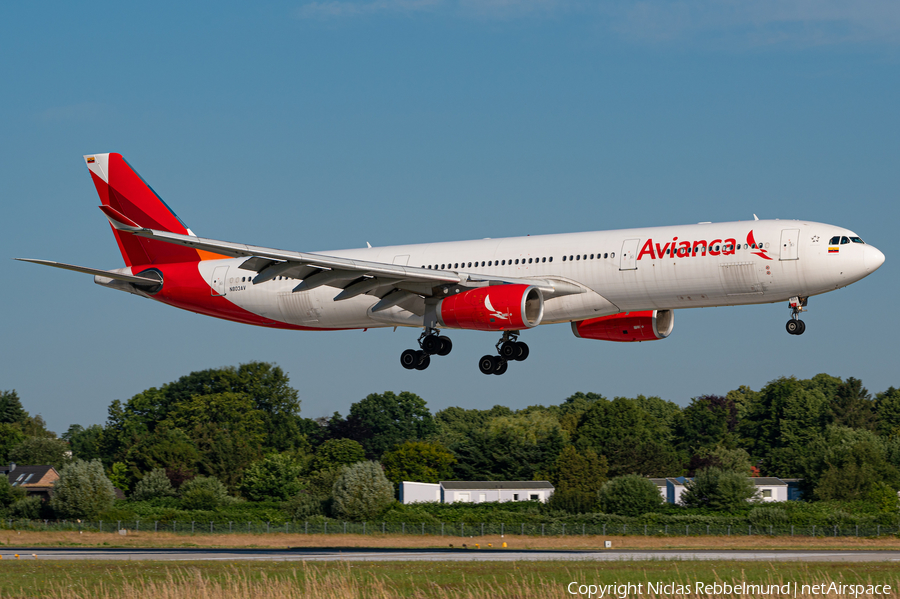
[
  {"left": 829, "top": 236, "right": 840, "bottom": 245},
  {"left": 850, "top": 237, "right": 865, "bottom": 244},
  {"left": 841, "top": 236, "right": 850, "bottom": 245}
]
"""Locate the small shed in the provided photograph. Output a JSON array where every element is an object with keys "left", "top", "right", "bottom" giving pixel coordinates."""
[
  {"left": 440, "top": 481, "right": 554, "bottom": 504},
  {"left": 665, "top": 477, "right": 689, "bottom": 505},
  {"left": 2, "top": 464, "right": 59, "bottom": 500},
  {"left": 753, "top": 477, "right": 789, "bottom": 502},
  {"left": 400, "top": 481, "right": 441, "bottom": 504},
  {"left": 649, "top": 478, "right": 667, "bottom": 501}
]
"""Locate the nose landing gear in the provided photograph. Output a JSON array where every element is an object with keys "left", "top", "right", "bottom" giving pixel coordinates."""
[
  {"left": 400, "top": 328, "right": 452, "bottom": 370},
  {"left": 479, "top": 331, "right": 529, "bottom": 375},
  {"left": 785, "top": 296, "right": 807, "bottom": 335}
]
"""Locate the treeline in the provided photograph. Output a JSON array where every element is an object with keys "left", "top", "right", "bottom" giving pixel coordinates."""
[{"left": 1, "top": 364, "right": 900, "bottom": 523}]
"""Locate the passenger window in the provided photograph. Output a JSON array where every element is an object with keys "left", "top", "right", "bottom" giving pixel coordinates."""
[
  {"left": 576, "top": 255, "right": 580, "bottom": 260},
  {"left": 610, "top": 253, "right": 614, "bottom": 258},
  {"left": 468, "top": 262, "right": 472, "bottom": 267},
  {"left": 841, "top": 236, "right": 850, "bottom": 245},
  {"left": 481, "top": 261, "right": 485, "bottom": 266},
  {"left": 562, "top": 256, "right": 567, "bottom": 261},
  {"left": 829, "top": 236, "right": 840, "bottom": 245},
  {"left": 604, "top": 253, "right": 608, "bottom": 259},
  {"left": 583, "top": 255, "right": 587, "bottom": 260},
  {"left": 590, "top": 254, "right": 594, "bottom": 259},
  {"left": 528, "top": 258, "right": 533, "bottom": 264},
  {"left": 569, "top": 255, "right": 574, "bottom": 261},
  {"left": 549, "top": 257, "right": 553, "bottom": 262}
]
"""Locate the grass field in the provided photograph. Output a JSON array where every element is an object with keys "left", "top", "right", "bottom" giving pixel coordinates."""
[
  {"left": 3, "top": 530, "right": 900, "bottom": 551},
  {"left": 0, "top": 561, "right": 899, "bottom": 598}
]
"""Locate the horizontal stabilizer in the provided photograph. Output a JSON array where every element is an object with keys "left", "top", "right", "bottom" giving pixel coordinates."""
[{"left": 15, "top": 259, "right": 160, "bottom": 285}]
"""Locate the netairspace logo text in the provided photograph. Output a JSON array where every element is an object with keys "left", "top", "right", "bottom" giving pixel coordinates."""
[{"left": 566, "top": 580, "right": 893, "bottom": 598}]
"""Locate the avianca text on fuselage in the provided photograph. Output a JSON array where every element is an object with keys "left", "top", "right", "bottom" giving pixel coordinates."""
[
  {"left": 16, "top": 152, "right": 885, "bottom": 376},
  {"left": 637, "top": 230, "right": 773, "bottom": 261}
]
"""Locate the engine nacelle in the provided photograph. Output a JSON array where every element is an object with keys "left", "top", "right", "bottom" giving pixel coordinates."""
[
  {"left": 437, "top": 284, "right": 543, "bottom": 331},
  {"left": 572, "top": 310, "right": 674, "bottom": 342}
]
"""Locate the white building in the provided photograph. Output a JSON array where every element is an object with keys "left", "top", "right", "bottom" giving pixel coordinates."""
[
  {"left": 441, "top": 481, "right": 554, "bottom": 503},
  {"left": 753, "top": 477, "right": 789, "bottom": 502},
  {"left": 399, "top": 481, "right": 441, "bottom": 504}
]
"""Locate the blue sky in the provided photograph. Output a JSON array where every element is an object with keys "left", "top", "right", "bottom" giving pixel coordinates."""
[{"left": 2, "top": 1, "right": 899, "bottom": 434}]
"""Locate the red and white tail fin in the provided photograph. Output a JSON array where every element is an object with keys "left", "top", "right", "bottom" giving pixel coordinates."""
[{"left": 84, "top": 153, "right": 204, "bottom": 267}]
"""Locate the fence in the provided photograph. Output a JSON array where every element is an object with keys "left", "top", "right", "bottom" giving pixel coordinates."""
[{"left": 4, "top": 520, "right": 900, "bottom": 538}]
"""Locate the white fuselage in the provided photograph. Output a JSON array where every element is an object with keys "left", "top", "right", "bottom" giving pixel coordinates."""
[{"left": 192, "top": 219, "right": 882, "bottom": 330}]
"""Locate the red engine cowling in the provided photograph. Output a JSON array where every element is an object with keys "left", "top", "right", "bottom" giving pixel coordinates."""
[
  {"left": 571, "top": 310, "right": 674, "bottom": 342},
  {"left": 437, "top": 285, "right": 544, "bottom": 331}
]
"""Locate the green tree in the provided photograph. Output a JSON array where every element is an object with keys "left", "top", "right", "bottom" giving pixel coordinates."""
[
  {"left": 340, "top": 392, "right": 438, "bottom": 459},
  {"left": 131, "top": 468, "right": 177, "bottom": 501},
  {"left": 0, "top": 423, "right": 26, "bottom": 465},
  {"left": 8, "top": 436, "right": 70, "bottom": 469},
  {"left": 674, "top": 395, "right": 737, "bottom": 454},
  {"left": 876, "top": 387, "right": 900, "bottom": 437},
  {"left": 309, "top": 438, "right": 366, "bottom": 473},
  {"left": 62, "top": 424, "right": 105, "bottom": 461},
  {"left": 106, "top": 462, "right": 130, "bottom": 493},
  {"left": 681, "top": 467, "right": 758, "bottom": 510},
  {"left": 812, "top": 429, "right": 900, "bottom": 501},
  {"left": 869, "top": 481, "right": 900, "bottom": 513},
  {"left": 123, "top": 425, "right": 201, "bottom": 487},
  {"left": 575, "top": 398, "right": 681, "bottom": 477},
  {"left": 179, "top": 475, "right": 231, "bottom": 510},
  {"left": 0, "top": 390, "right": 27, "bottom": 424},
  {"left": 434, "top": 405, "right": 513, "bottom": 447},
  {"left": 597, "top": 474, "right": 665, "bottom": 516},
  {"left": 331, "top": 461, "right": 394, "bottom": 521},
  {"left": 240, "top": 453, "right": 305, "bottom": 501},
  {"left": 688, "top": 446, "right": 753, "bottom": 476},
  {"left": 381, "top": 441, "right": 456, "bottom": 485},
  {"left": 552, "top": 445, "right": 608, "bottom": 494},
  {"left": 0, "top": 474, "right": 25, "bottom": 512},
  {"left": 11, "top": 496, "right": 43, "bottom": 519},
  {"left": 50, "top": 459, "right": 117, "bottom": 519},
  {"left": 829, "top": 377, "right": 876, "bottom": 430}
]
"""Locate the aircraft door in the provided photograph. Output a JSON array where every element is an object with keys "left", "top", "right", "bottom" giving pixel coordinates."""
[
  {"left": 211, "top": 265, "right": 228, "bottom": 296},
  {"left": 780, "top": 229, "right": 800, "bottom": 261},
  {"left": 620, "top": 239, "right": 639, "bottom": 270}
]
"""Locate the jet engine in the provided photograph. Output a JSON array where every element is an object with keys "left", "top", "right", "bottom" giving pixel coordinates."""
[
  {"left": 571, "top": 310, "right": 674, "bottom": 342},
  {"left": 437, "top": 284, "right": 544, "bottom": 331}
]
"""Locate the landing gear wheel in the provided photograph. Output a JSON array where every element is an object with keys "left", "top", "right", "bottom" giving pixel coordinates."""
[
  {"left": 786, "top": 320, "right": 801, "bottom": 335},
  {"left": 494, "top": 358, "right": 508, "bottom": 375},
  {"left": 499, "top": 342, "right": 518, "bottom": 360},
  {"left": 514, "top": 342, "right": 529, "bottom": 361},
  {"left": 414, "top": 351, "right": 430, "bottom": 370},
  {"left": 421, "top": 335, "right": 442, "bottom": 355},
  {"left": 400, "top": 349, "right": 419, "bottom": 369},
  {"left": 436, "top": 337, "right": 453, "bottom": 356},
  {"left": 478, "top": 355, "right": 496, "bottom": 375},
  {"left": 795, "top": 320, "right": 806, "bottom": 335}
]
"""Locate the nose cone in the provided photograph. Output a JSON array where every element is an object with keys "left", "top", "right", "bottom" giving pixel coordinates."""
[{"left": 864, "top": 245, "right": 885, "bottom": 273}]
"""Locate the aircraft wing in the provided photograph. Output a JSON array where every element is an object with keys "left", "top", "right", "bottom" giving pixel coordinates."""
[{"left": 101, "top": 206, "right": 585, "bottom": 310}]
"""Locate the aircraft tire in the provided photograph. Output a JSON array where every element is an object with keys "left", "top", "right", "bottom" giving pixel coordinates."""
[
  {"left": 795, "top": 320, "right": 806, "bottom": 335},
  {"left": 478, "top": 355, "right": 495, "bottom": 375},
  {"left": 515, "top": 342, "right": 529, "bottom": 361},
  {"left": 499, "top": 342, "right": 518, "bottom": 360},
  {"left": 437, "top": 337, "right": 453, "bottom": 356},
  {"left": 786, "top": 320, "right": 800, "bottom": 335},
  {"left": 415, "top": 351, "right": 430, "bottom": 370},
  {"left": 400, "top": 349, "right": 419, "bottom": 369},
  {"left": 494, "top": 358, "right": 508, "bottom": 375},
  {"left": 421, "top": 335, "right": 442, "bottom": 355}
]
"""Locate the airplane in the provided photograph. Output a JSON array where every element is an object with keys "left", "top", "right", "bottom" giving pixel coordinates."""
[{"left": 18, "top": 153, "right": 885, "bottom": 375}]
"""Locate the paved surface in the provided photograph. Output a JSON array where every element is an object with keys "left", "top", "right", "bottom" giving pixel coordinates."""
[{"left": 2, "top": 548, "right": 900, "bottom": 562}]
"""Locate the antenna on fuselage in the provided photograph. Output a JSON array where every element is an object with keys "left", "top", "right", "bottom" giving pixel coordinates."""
[{"left": 753, "top": 214, "right": 759, "bottom": 221}]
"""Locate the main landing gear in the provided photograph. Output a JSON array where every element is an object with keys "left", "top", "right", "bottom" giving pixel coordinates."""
[
  {"left": 479, "top": 331, "right": 529, "bottom": 376},
  {"left": 400, "top": 328, "right": 452, "bottom": 371},
  {"left": 785, "top": 296, "right": 807, "bottom": 336}
]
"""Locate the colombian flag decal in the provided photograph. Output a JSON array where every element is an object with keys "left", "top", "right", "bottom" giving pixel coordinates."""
[
  {"left": 828, "top": 247, "right": 839, "bottom": 254},
  {"left": 87, "top": 157, "right": 96, "bottom": 163}
]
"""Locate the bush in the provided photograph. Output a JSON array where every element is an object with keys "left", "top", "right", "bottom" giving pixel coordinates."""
[
  {"left": 179, "top": 476, "right": 232, "bottom": 511},
  {"left": 332, "top": 461, "right": 393, "bottom": 521},
  {"left": 50, "top": 459, "right": 117, "bottom": 519},
  {"left": 283, "top": 491, "right": 325, "bottom": 519},
  {"left": 681, "top": 468, "right": 758, "bottom": 511},
  {"left": 597, "top": 475, "right": 665, "bottom": 517},
  {"left": 309, "top": 439, "right": 366, "bottom": 473},
  {"left": 0, "top": 474, "right": 25, "bottom": 510},
  {"left": 131, "top": 468, "right": 177, "bottom": 501},
  {"left": 10, "top": 496, "right": 43, "bottom": 519},
  {"left": 241, "top": 454, "right": 304, "bottom": 501},
  {"left": 748, "top": 506, "right": 790, "bottom": 527},
  {"left": 547, "top": 489, "right": 598, "bottom": 514}
]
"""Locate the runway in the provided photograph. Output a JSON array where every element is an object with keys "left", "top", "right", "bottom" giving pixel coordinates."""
[{"left": 3, "top": 547, "right": 900, "bottom": 562}]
